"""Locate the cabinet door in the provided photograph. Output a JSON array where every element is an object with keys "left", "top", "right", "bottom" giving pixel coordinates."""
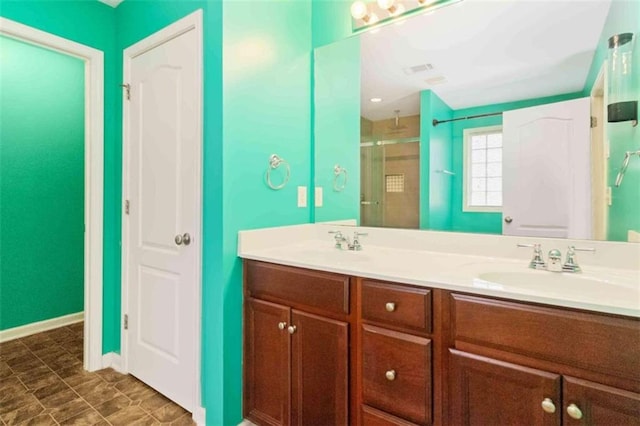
[
  {"left": 564, "top": 376, "right": 640, "bottom": 425},
  {"left": 290, "top": 309, "right": 349, "bottom": 425},
  {"left": 244, "top": 298, "right": 291, "bottom": 426},
  {"left": 449, "top": 349, "right": 561, "bottom": 426}
]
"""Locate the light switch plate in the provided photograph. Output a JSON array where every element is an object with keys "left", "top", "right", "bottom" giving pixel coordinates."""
[
  {"left": 297, "top": 186, "right": 307, "bottom": 208},
  {"left": 315, "top": 187, "right": 323, "bottom": 207}
]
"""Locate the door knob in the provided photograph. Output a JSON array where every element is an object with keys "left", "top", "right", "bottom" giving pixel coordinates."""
[
  {"left": 287, "top": 325, "right": 297, "bottom": 335},
  {"left": 278, "top": 322, "right": 287, "bottom": 330},
  {"left": 504, "top": 216, "right": 513, "bottom": 224},
  {"left": 182, "top": 233, "right": 191, "bottom": 246},
  {"left": 385, "top": 302, "right": 396, "bottom": 312},
  {"left": 175, "top": 234, "right": 183, "bottom": 245}
]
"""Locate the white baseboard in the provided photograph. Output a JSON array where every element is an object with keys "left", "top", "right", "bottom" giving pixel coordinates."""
[
  {"left": 0, "top": 312, "right": 84, "bottom": 343},
  {"left": 193, "top": 407, "right": 206, "bottom": 425},
  {"left": 101, "top": 352, "right": 125, "bottom": 373},
  {"left": 238, "top": 420, "right": 257, "bottom": 426}
]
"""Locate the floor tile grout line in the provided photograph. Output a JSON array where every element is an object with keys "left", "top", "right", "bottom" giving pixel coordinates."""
[
  {"left": 22, "top": 332, "right": 113, "bottom": 426},
  {"left": 2, "top": 325, "right": 192, "bottom": 426}
]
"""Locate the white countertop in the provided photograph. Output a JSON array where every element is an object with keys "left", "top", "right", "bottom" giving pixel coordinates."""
[{"left": 238, "top": 224, "right": 640, "bottom": 318}]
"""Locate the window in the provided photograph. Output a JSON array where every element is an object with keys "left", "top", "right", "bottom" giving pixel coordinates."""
[{"left": 463, "top": 126, "right": 502, "bottom": 212}]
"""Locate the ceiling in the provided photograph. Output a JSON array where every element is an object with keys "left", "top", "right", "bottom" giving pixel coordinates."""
[
  {"left": 97, "top": 0, "right": 123, "bottom": 7},
  {"left": 360, "top": 0, "right": 611, "bottom": 121}
]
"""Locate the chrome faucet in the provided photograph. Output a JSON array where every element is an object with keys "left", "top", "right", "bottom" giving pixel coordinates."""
[
  {"left": 517, "top": 243, "right": 595, "bottom": 273},
  {"left": 329, "top": 230, "right": 368, "bottom": 251}
]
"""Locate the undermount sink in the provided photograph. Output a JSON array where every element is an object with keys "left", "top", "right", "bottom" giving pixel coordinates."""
[{"left": 475, "top": 271, "right": 639, "bottom": 304}]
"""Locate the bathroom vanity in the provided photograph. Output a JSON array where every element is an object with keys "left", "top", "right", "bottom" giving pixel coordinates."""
[{"left": 239, "top": 224, "right": 640, "bottom": 426}]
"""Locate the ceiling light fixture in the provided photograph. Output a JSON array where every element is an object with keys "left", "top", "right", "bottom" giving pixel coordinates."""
[
  {"left": 370, "top": 97, "right": 383, "bottom": 103},
  {"left": 350, "top": 0, "right": 462, "bottom": 32},
  {"left": 377, "top": 0, "right": 405, "bottom": 16},
  {"left": 350, "top": 1, "right": 379, "bottom": 25}
]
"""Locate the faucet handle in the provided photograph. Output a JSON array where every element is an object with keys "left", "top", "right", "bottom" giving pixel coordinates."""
[
  {"left": 352, "top": 231, "right": 367, "bottom": 251},
  {"left": 517, "top": 243, "right": 546, "bottom": 270},
  {"left": 328, "top": 230, "right": 345, "bottom": 249},
  {"left": 562, "top": 246, "right": 595, "bottom": 273}
]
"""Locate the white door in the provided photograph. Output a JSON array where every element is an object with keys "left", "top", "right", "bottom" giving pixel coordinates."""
[
  {"left": 502, "top": 97, "right": 591, "bottom": 239},
  {"left": 123, "top": 11, "right": 202, "bottom": 412}
]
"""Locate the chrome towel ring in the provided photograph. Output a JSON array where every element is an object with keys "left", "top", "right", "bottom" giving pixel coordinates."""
[
  {"left": 333, "top": 164, "right": 348, "bottom": 192},
  {"left": 266, "top": 154, "right": 290, "bottom": 190}
]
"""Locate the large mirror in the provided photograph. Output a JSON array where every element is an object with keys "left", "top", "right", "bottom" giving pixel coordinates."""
[{"left": 314, "top": 0, "right": 640, "bottom": 242}]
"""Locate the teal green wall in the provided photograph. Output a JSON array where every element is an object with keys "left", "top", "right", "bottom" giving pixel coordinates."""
[
  {"left": 314, "top": 36, "right": 360, "bottom": 223},
  {"left": 223, "top": 1, "right": 312, "bottom": 423},
  {"left": 311, "top": 0, "right": 352, "bottom": 48},
  {"left": 0, "top": 36, "right": 84, "bottom": 330},
  {"left": 583, "top": 0, "right": 640, "bottom": 241},
  {"left": 420, "top": 90, "right": 453, "bottom": 230},
  {"left": 0, "top": 0, "right": 117, "bottom": 342},
  {"left": 449, "top": 92, "right": 584, "bottom": 234}
]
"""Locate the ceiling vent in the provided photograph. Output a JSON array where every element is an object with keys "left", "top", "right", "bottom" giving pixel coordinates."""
[
  {"left": 403, "top": 63, "right": 434, "bottom": 75},
  {"left": 424, "top": 75, "right": 448, "bottom": 86}
]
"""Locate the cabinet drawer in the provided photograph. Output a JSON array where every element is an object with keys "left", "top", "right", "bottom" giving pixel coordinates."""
[
  {"left": 361, "top": 280, "right": 431, "bottom": 333},
  {"left": 246, "top": 261, "right": 349, "bottom": 315},
  {"left": 362, "top": 405, "right": 419, "bottom": 426},
  {"left": 362, "top": 325, "right": 432, "bottom": 425},
  {"left": 451, "top": 294, "right": 640, "bottom": 381}
]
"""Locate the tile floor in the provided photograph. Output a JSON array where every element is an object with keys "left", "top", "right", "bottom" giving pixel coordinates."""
[{"left": 0, "top": 322, "right": 194, "bottom": 425}]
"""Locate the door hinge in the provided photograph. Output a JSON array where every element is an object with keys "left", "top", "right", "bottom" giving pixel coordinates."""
[
  {"left": 125, "top": 200, "right": 130, "bottom": 215},
  {"left": 590, "top": 116, "right": 597, "bottom": 128},
  {"left": 124, "top": 314, "right": 129, "bottom": 330},
  {"left": 120, "top": 83, "right": 131, "bottom": 100}
]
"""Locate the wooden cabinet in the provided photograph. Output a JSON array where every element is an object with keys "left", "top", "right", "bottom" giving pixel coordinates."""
[
  {"left": 243, "top": 260, "right": 640, "bottom": 426},
  {"left": 359, "top": 280, "right": 433, "bottom": 425},
  {"left": 244, "top": 299, "right": 290, "bottom": 426},
  {"left": 563, "top": 377, "right": 640, "bottom": 425},
  {"left": 244, "top": 261, "right": 351, "bottom": 426},
  {"left": 449, "top": 294, "right": 640, "bottom": 426},
  {"left": 290, "top": 310, "right": 349, "bottom": 425},
  {"left": 449, "top": 350, "right": 561, "bottom": 426}
]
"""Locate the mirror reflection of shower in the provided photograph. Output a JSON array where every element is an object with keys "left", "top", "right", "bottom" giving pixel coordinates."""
[
  {"left": 360, "top": 140, "right": 420, "bottom": 228},
  {"left": 360, "top": 111, "right": 420, "bottom": 229}
]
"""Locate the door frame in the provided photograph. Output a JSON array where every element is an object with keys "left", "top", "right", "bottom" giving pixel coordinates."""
[
  {"left": 0, "top": 17, "right": 104, "bottom": 372},
  {"left": 590, "top": 62, "right": 608, "bottom": 240},
  {"left": 120, "top": 9, "right": 203, "bottom": 411}
]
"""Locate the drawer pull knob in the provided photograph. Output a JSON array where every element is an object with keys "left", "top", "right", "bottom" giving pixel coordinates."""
[
  {"left": 287, "top": 325, "right": 297, "bottom": 335},
  {"left": 385, "top": 302, "right": 396, "bottom": 312},
  {"left": 541, "top": 398, "right": 556, "bottom": 414},
  {"left": 278, "top": 322, "right": 287, "bottom": 330},
  {"left": 385, "top": 370, "right": 396, "bottom": 381},
  {"left": 566, "top": 404, "right": 582, "bottom": 420}
]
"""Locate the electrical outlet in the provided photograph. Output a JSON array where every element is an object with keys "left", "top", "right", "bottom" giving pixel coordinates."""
[
  {"left": 315, "top": 187, "right": 323, "bottom": 207},
  {"left": 297, "top": 186, "right": 307, "bottom": 208}
]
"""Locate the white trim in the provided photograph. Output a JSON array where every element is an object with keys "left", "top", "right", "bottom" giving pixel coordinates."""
[
  {"left": 237, "top": 420, "right": 258, "bottom": 426},
  {"left": 462, "top": 124, "right": 503, "bottom": 213},
  {"left": 121, "top": 9, "right": 203, "bottom": 412},
  {"left": 590, "top": 61, "right": 608, "bottom": 241},
  {"left": 0, "top": 312, "right": 84, "bottom": 343},
  {"left": 101, "top": 352, "right": 125, "bottom": 373},
  {"left": 193, "top": 407, "right": 206, "bottom": 426},
  {"left": 0, "top": 18, "right": 104, "bottom": 372}
]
